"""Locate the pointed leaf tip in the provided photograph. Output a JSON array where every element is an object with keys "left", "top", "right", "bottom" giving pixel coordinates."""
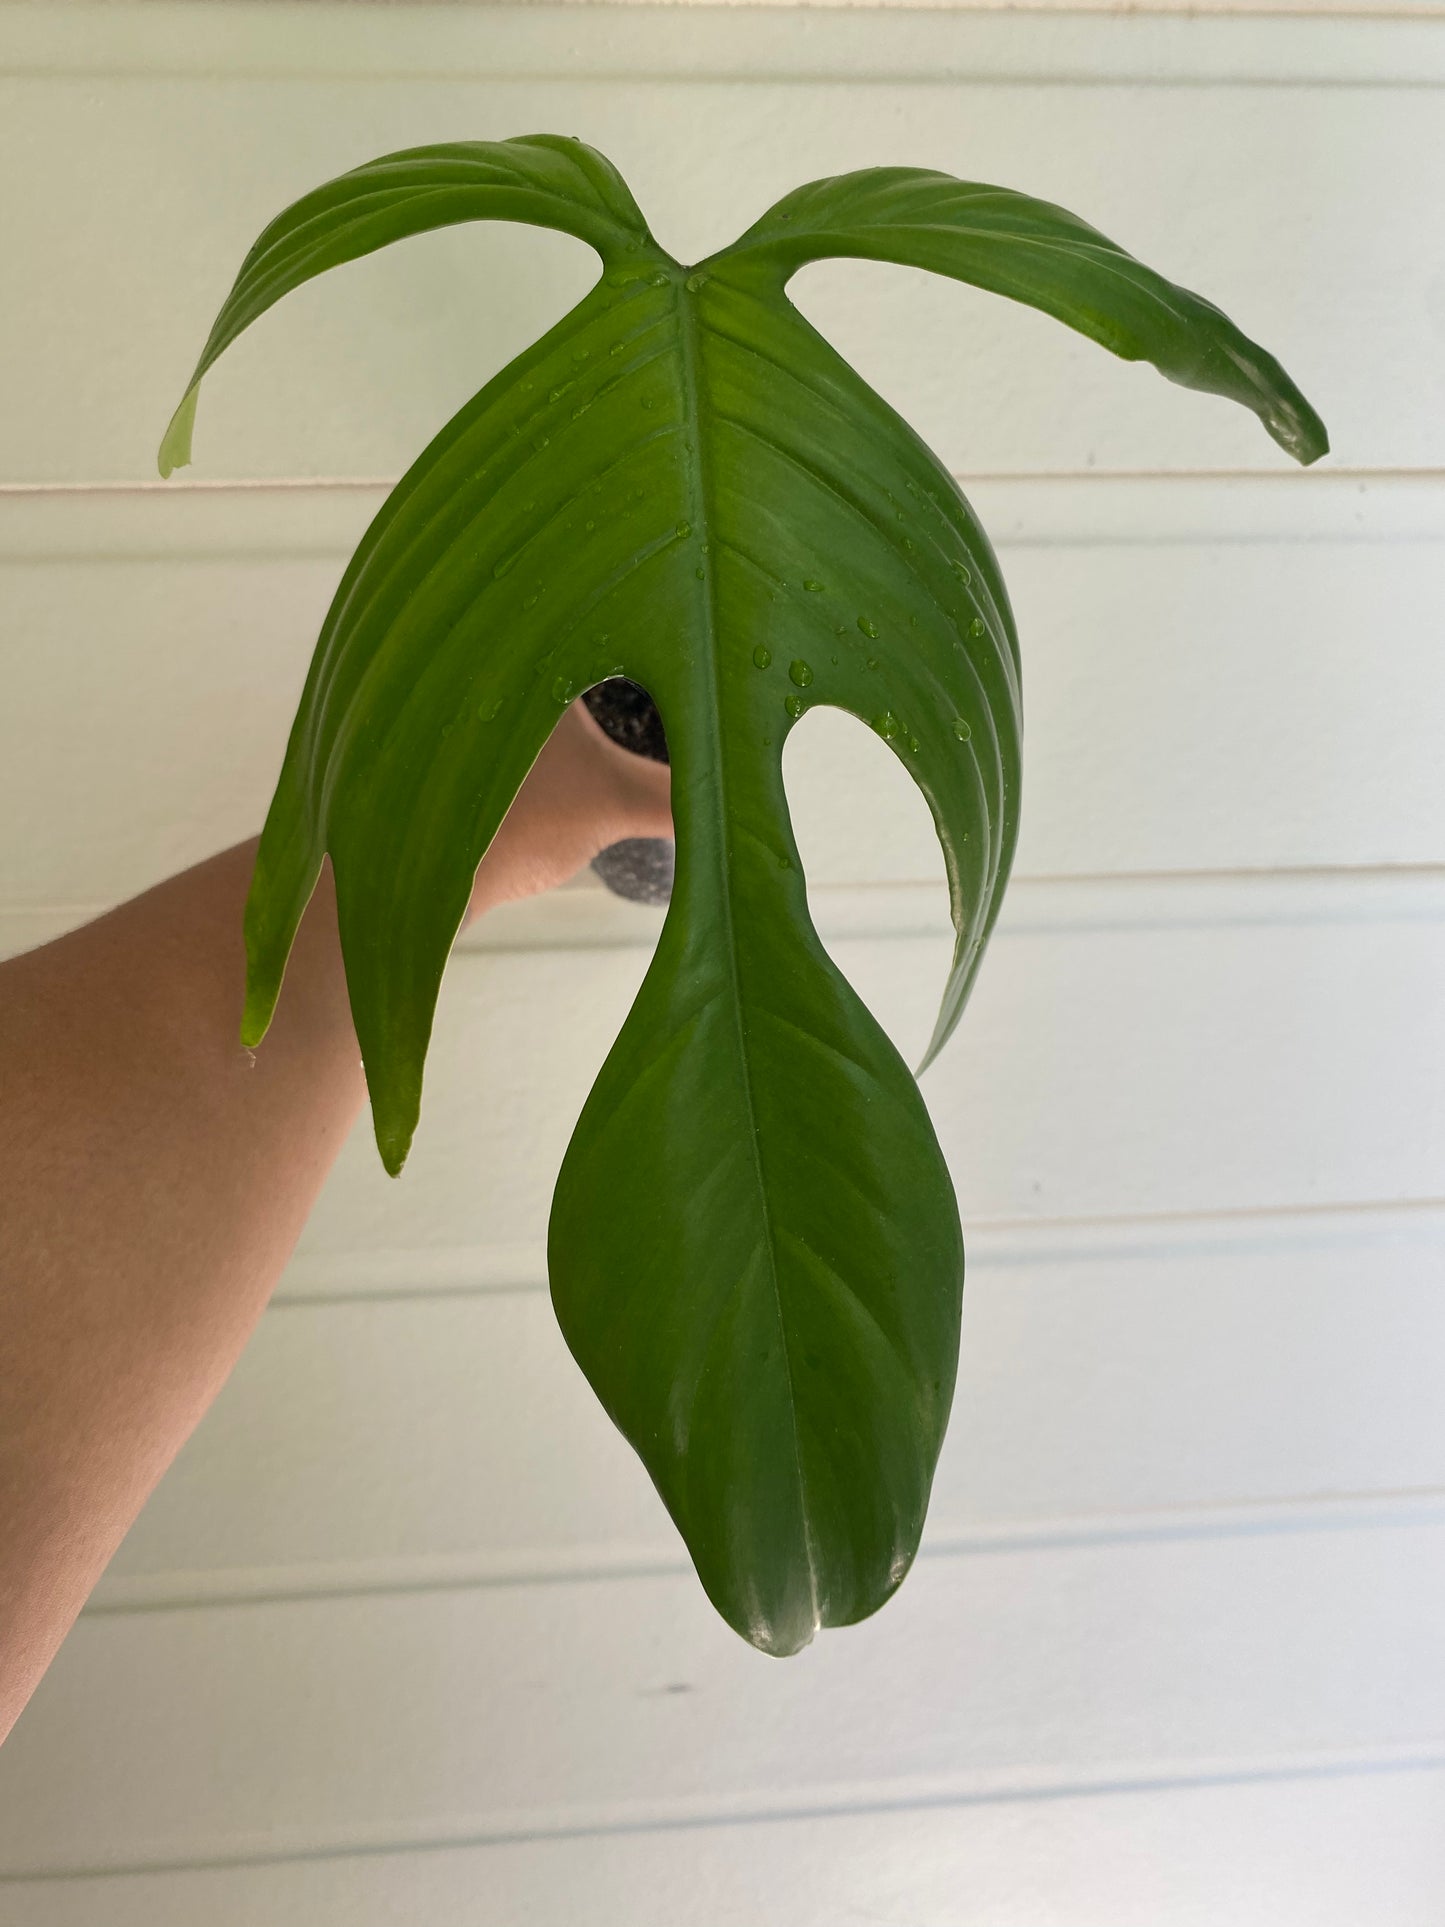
[
  {"left": 721, "top": 167, "right": 1329, "bottom": 472},
  {"left": 158, "top": 386, "right": 198, "bottom": 478},
  {"left": 238, "top": 995, "right": 272, "bottom": 1054},
  {"left": 1276, "top": 395, "right": 1330, "bottom": 468},
  {"left": 375, "top": 1119, "right": 414, "bottom": 1181}
]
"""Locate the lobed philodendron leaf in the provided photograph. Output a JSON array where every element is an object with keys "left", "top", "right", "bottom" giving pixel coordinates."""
[{"left": 162, "top": 138, "right": 1325, "bottom": 1656}]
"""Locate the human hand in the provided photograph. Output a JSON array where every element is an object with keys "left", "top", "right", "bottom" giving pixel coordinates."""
[{"left": 464, "top": 698, "right": 673, "bottom": 923}]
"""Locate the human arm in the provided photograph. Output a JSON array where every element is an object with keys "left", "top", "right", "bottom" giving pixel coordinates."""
[{"left": 0, "top": 701, "right": 671, "bottom": 1742}]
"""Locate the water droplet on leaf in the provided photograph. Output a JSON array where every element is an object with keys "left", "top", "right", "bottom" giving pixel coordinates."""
[
  {"left": 803, "top": 579, "right": 825, "bottom": 593},
  {"left": 788, "top": 660, "right": 813, "bottom": 688},
  {"left": 857, "top": 616, "right": 880, "bottom": 639},
  {"left": 785, "top": 694, "right": 803, "bottom": 719},
  {"left": 477, "top": 697, "right": 504, "bottom": 722},
  {"left": 552, "top": 676, "right": 575, "bottom": 704},
  {"left": 873, "top": 711, "right": 901, "bottom": 740},
  {"left": 953, "top": 718, "right": 972, "bottom": 742},
  {"left": 493, "top": 553, "right": 518, "bottom": 579},
  {"left": 970, "top": 616, "right": 986, "bottom": 638},
  {"left": 675, "top": 520, "right": 691, "bottom": 537},
  {"left": 752, "top": 645, "right": 772, "bottom": 669},
  {"left": 685, "top": 271, "right": 709, "bottom": 292}
]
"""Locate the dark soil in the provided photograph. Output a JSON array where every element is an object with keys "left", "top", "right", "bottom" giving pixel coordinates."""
[{"left": 583, "top": 679, "right": 669, "bottom": 766}]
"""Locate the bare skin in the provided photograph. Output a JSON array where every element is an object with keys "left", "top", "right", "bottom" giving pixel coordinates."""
[{"left": 0, "top": 702, "right": 671, "bottom": 1743}]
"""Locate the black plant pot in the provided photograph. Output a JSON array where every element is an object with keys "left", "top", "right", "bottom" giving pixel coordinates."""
[{"left": 582, "top": 679, "right": 674, "bottom": 906}]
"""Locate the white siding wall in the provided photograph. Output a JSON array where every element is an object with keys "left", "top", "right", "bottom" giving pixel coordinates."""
[{"left": 1, "top": 3, "right": 1443, "bottom": 1917}]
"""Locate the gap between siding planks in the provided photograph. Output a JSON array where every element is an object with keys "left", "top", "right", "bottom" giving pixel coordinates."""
[
  {"left": 84, "top": 1490, "right": 1445, "bottom": 1617},
  {"left": 268, "top": 1190, "right": 1445, "bottom": 1303},
  {"left": 1, "top": 471, "right": 1437, "bottom": 561},
  {"left": 4, "top": 1748, "right": 1445, "bottom": 1890},
  {"left": 10, "top": 864, "right": 1445, "bottom": 960}
]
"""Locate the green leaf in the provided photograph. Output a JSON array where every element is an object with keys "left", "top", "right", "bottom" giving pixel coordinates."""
[
  {"left": 722, "top": 166, "right": 1329, "bottom": 467},
  {"left": 161, "top": 140, "right": 1325, "bottom": 1655},
  {"left": 157, "top": 137, "right": 654, "bottom": 476}
]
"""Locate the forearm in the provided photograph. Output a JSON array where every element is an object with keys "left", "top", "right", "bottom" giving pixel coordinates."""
[
  {"left": 0, "top": 701, "right": 671, "bottom": 1741},
  {"left": 0, "top": 839, "right": 365, "bottom": 1737}
]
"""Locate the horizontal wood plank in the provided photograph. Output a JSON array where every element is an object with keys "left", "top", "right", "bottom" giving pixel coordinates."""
[
  {"left": 257, "top": 872, "right": 1445, "bottom": 1269},
  {"left": 4, "top": 1512, "right": 1445, "bottom": 1874},
  {"left": 9, "top": 1764, "right": 1445, "bottom": 1926},
  {"left": 1, "top": 8, "right": 1438, "bottom": 481},
  {"left": 8, "top": 2, "right": 1445, "bottom": 80},
  {"left": 11, "top": 871, "right": 1441, "bottom": 1261},
  {"left": 1, "top": 477, "right": 1440, "bottom": 920},
  {"left": 94, "top": 1206, "right": 1445, "bottom": 1607}
]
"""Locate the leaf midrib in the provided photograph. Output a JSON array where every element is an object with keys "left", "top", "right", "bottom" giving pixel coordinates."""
[
  {"left": 310, "top": 291, "right": 672, "bottom": 783},
  {"left": 673, "top": 278, "right": 820, "bottom": 1635}
]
